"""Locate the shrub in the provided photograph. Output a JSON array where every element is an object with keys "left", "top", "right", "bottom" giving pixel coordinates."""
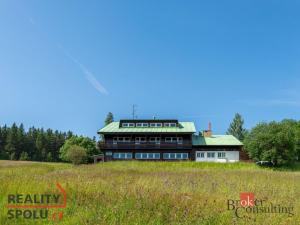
[
  {"left": 59, "top": 136, "right": 99, "bottom": 162},
  {"left": 65, "top": 145, "right": 87, "bottom": 165},
  {"left": 19, "top": 152, "right": 29, "bottom": 161}
]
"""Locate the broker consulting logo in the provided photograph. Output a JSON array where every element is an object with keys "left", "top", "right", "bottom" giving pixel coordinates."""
[
  {"left": 6, "top": 183, "right": 67, "bottom": 221},
  {"left": 227, "top": 192, "right": 294, "bottom": 219}
]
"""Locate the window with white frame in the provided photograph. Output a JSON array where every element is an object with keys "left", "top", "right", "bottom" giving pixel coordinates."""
[
  {"left": 207, "top": 152, "right": 215, "bottom": 158},
  {"left": 165, "top": 137, "right": 183, "bottom": 143},
  {"left": 149, "top": 137, "right": 161, "bottom": 144},
  {"left": 218, "top": 152, "right": 226, "bottom": 158},
  {"left": 136, "top": 123, "right": 149, "bottom": 127},
  {"left": 113, "top": 137, "right": 131, "bottom": 143},
  {"left": 122, "top": 123, "right": 135, "bottom": 127},
  {"left": 113, "top": 152, "right": 132, "bottom": 159},
  {"left": 165, "top": 137, "right": 176, "bottom": 143},
  {"left": 164, "top": 123, "right": 177, "bottom": 127},
  {"left": 135, "top": 137, "right": 147, "bottom": 144},
  {"left": 150, "top": 123, "right": 162, "bottom": 127},
  {"left": 135, "top": 153, "right": 160, "bottom": 159},
  {"left": 163, "top": 153, "right": 188, "bottom": 159},
  {"left": 196, "top": 152, "right": 205, "bottom": 158}
]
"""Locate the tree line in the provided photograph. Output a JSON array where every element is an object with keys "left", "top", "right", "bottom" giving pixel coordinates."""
[
  {"left": 0, "top": 123, "right": 75, "bottom": 161},
  {"left": 0, "top": 114, "right": 113, "bottom": 163},
  {"left": 1, "top": 112, "right": 299, "bottom": 166},
  {"left": 227, "top": 113, "right": 300, "bottom": 166}
]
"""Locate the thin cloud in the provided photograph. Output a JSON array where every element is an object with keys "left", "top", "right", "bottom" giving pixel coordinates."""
[
  {"left": 25, "top": 14, "right": 108, "bottom": 96},
  {"left": 58, "top": 44, "right": 108, "bottom": 95}
]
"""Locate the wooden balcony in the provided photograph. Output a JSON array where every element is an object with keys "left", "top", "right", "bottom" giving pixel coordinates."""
[{"left": 99, "top": 141, "right": 192, "bottom": 150}]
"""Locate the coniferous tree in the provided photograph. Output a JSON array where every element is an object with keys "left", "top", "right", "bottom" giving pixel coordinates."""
[
  {"left": 16, "top": 123, "right": 26, "bottom": 159},
  {"left": 5, "top": 123, "right": 18, "bottom": 160},
  {"left": 0, "top": 123, "right": 95, "bottom": 162},
  {"left": 227, "top": 113, "right": 247, "bottom": 141},
  {"left": 104, "top": 112, "right": 114, "bottom": 125}
]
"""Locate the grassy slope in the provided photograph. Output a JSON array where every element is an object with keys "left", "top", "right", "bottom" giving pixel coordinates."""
[{"left": 0, "top": 161, "right": 299, "bottom": 225}]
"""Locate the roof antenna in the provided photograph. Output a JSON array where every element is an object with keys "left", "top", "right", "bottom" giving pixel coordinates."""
[{"left": 132, "top": 104, "right": 137, "bottom": 119}]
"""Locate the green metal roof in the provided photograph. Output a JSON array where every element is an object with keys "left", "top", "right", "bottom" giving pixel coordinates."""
[
  {"left": 192, "top": 135, "right": 243, "bottom": 146},
  {"left": 98, "top": 122, "right": 196, "bottom": 134}
]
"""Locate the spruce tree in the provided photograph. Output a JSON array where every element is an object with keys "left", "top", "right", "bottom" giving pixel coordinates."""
[
  {"left": 227, "top": 113, "right": 247, "bottom": 141},
  {"left": 5, "top": 123, "right": 18, "bottom": 160},
  {"left": 104, "top": 112, "right": 114, "bottom": 125}
]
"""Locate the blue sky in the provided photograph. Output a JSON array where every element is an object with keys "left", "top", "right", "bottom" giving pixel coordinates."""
[{"left": 1, "top": 0, "right": 300, "bottom": 138}]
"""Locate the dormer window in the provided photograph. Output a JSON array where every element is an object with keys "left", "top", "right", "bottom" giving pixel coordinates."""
[
  {"left": 164, "top": 123, "right": 177, "bottom": 127},
  {"left": 122, "top": 123, "right": 135, "bottom": 128},
  {"left": 150, "top": 123, "right": 162, "bottom": 127},
  {"left": 136, "top": 123, "right": 149, "bottom": 127}
]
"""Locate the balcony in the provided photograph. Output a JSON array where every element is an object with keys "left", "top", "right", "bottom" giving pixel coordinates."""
[{"left": 99, "top": 141, "right": 192, "bottom": 150}]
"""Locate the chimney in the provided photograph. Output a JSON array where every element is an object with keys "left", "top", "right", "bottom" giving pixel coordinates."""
[{"left": 203, "top": 122, "right": 212, "bottom": 137}]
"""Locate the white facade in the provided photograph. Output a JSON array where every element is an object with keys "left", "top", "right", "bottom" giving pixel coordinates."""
[{"left": 195, "top": 151, "right": 239, "bottom": 162}]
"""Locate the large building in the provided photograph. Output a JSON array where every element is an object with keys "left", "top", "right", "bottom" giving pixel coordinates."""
[{"left": 97, "top": 119, "right": 247, "bottom": 162}]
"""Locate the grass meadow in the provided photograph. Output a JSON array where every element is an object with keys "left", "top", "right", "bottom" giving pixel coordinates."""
[{"left": 0, "top": 160, "right": 299, "bottom": 225}]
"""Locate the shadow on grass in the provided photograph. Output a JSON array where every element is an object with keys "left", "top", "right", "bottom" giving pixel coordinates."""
[{"left": 272, "top": 162, "right": 300, "bottom": 171}]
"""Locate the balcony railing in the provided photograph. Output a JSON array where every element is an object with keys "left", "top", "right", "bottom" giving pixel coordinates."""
[{"left": 99, "top": 141, "right": 192, "bottom": 149}]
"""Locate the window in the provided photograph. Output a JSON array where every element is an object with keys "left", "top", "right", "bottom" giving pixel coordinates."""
[
  {"left": 149, "top": 137, "right": 161, "bottom": 144},
  {"left": 106, "top": 151, "right": 112, "bottom": 156},
  {"left": 135, "top": 153, "right": 160, "bottom": 159},
  {"left": 136, "top": 123, "right": 148, "bottom": 127},
  {"left": 122, "top": 123, "right": 135, "bottom": 127},
  {"left": 165, "top": 137, "right": 183, "bottom": 143},
  {"left": 207, "top": 152, "right": 215, "bottom": 158},
  {"left": 177, "top": 137, "right": 183, "bottom": 144},
  {"left": 182, "top": 153, "right": 188, "bottom": 159},
  {"left": 164, "top": 123, "right": 177, "bottom": 127},
  {"left": 163, "top": 153, "right": 188, "bottom": 159},
  {"left": 218, "top": 152, "right": 226, "bottom": 158},
  {"left": 113, "top": 153, "right": 132, "bottom": 159},
  {"left": 124, "top": 137, "right": 131, "bottom": 142},
  {"left": 114, "top": 137, "right": 131, "bottom": 143},
  {"left": 135, "top": 137, "right": 147, "bottom": 144},
  {"left": 196, "top": 152, "right": 205, "bottom": 158},
  {"left": 150, "top": 123, "right": 162, "bottom": 127}
]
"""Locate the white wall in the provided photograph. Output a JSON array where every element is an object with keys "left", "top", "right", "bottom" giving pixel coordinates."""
[{"left": 195, "top": 151, "right": 239, "bottom": 162}]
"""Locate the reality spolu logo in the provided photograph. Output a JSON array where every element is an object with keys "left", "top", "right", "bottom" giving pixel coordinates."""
[{"left": 6, "top": 183, "right": 67, "bottom": 221}]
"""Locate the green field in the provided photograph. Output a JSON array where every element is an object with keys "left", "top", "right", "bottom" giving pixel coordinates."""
[{"left": 0, "top": 160, "right": 299, "bottom": 225}]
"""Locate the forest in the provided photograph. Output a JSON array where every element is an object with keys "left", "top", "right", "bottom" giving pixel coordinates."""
[{"left": 0, "top": 123, "right": 77, "bottom": 161}]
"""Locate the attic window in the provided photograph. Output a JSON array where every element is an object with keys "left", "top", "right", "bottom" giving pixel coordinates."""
[
  {"left": 122, "top": 123, "right": 135, "bottom": 127},
  {"left": 164, "top": 123, "right": 176, "bottom": 127},
  {"left": 136, "top": 123, "right": 148, "bottom": 127},
  {"left": 150, "top": 123, "right": 162, "bottom": 127}
]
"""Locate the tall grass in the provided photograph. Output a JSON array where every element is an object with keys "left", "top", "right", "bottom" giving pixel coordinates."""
[{"left": 0, "top": 160, "right": 299, "bottom": 225}]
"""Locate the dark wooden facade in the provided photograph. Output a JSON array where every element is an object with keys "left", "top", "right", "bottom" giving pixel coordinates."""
[
  {"left": 98, "top": 119, "right": 246, "bottom": 162},
  {"left": 99, "top": 133, "right": 193, "bottom": 161}
]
